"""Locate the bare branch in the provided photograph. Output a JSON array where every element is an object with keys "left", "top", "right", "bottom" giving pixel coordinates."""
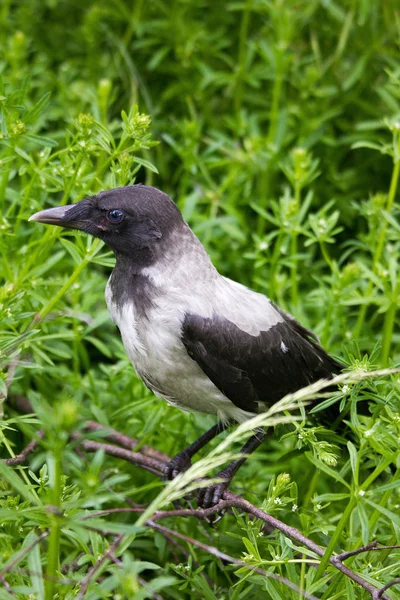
[
  {"left": 83, "top": 420, "right": 170, "bottom": 463},
  {"left": 336, "top": 542, "right": 400, "bottom": 561},
  {"left": 373, "top": 578, "right": 400, "bottom": 599},
  {"left": 138, "top": 576, "right": 164, "bottom": 600},
  {"left": 2, "top": 430, "right": 45, "bottom": 466},
  {"left": 77, "top": 449, "right": 393, "bottom": 599},
  {"left": 147, "top": 520, "right": 319, "bottom": 600},
  {"left": 76, "top": 534, "right": 124, "bottom": 600},
  {"left": 0, "top": 531, "right": 49, "bottom": 578},
  {"left": 0, "top": 573, "right": 16, "bottom": 597},
  {"left": 7, "top": 396, "right": 398, "bottom": 599},
  {"left": 77, "top": 439, "right": 163, "bottom": 476}
]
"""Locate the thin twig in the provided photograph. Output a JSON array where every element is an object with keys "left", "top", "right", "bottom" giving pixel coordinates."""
[
  {"left": 83, "top": 421, "right": 170, "bottom": 463},
  {"left": 336, "top": 542, "right": 400, "bottom": 561},
  {"left": 147, "top": 521, "right": 320, "bottom": 600},
  {"left": 2, "top": 430, "right": 45, "bottom": 466},
  {"left": 7, "top": 397, "right": 397, "bottom": 599},
  {"left": 138, "top": 576, "right": 164, "bottom": 600},
  {"left": 0, "top": 573, "right": 16, "bottom": 597},
  {"left": 335, "top": 541, "right": 379, "bottom": 560},
  {"left": 76, "top": 534, "right": 124, "bottom": 600},
  {"left": 374, "top": 578, "right": 400, "bottom": 599},
  {"left": 224, "top": 492, "right": 391, "bottom": 600},
  {"left": 152, "top": 523, "right": 213, "bottom": 580},
  {"left": 61, "top": 552, "right": 86, "bottom": 575},
  {"left": 77, "top": 439, "right": 163, "bottom": 475},
  {"left": 0, "top": 531, "right": 49, "bottom": 577}
]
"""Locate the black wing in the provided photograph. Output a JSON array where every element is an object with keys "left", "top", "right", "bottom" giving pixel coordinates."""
[{"left": 181, "top": 312, "right": 342, "bottom": 413}]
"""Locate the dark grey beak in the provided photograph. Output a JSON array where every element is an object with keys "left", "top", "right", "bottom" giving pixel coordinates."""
[{"left": 29, "top": 204, "right": 76, "bottom": 225}]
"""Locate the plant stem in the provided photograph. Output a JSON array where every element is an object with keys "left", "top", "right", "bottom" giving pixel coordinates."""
[
  {"left": 16, "top": 154, "right": 84, "bottom": 287},
  {"left": 38, "top": 251, "right": 96, "bottom": 322},
  {"left": 315, "top": 497, "right": 356, "bottom": 579},
  {"left": 0, "top": 146, "right": 12, "bottom": 211},
  {"left": 5, "top": 240, "right": 102, "bottom": 361},
  {"left": 373, "top": 160, "right": 400, "bottom": 267},
  {"left": 353, "top": 158, "right": 400, "bottom": 341},
  {"left": 315, "top": 456, "right": 394, "bottom": 578},
  {"left": 381, "top": 285, "right": 399, "bottom": 367},
  {"left": 290, "top": 184, "right": 301, "bottom": 307},
  {"left": 234, "top": 2, "right": 250, "bottom": 118},
  {"left": 267, "top": 68, "right": 284, "bottom": 146},
  {"left": 45, "top": 443, "right": 62, "bottom": 600}
]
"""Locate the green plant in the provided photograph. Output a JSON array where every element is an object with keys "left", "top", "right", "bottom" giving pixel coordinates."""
[{"left": 1, "top": 1, "right": 400, "bottom": 598}]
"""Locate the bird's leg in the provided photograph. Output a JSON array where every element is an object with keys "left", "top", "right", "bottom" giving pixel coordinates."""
[
  {"left": 163, "top": 421, "right": 229, "bottom": 480},
  {"left": 197, "top": 428, "right": 268, "bottom": 509}
]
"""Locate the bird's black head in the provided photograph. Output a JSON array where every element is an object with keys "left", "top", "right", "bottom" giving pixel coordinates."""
[{"left": 29, "top": 185, "right": 184, "bottom": 266}]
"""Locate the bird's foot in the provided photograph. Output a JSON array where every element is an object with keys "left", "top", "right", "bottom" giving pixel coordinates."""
[
  {"left": 162, "top": 450, "right": 192, "bottom": 481},
  {"left": 196, "top": 472, "right": 230, "bottom": 509}
]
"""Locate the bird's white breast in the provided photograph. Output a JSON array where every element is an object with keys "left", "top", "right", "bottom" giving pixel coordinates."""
[
  {"left": 104, "top": 227, "right": 284, "bottom": 423},
  {"left": 105, "top": 277, "right": 255, "bottom": 423}
]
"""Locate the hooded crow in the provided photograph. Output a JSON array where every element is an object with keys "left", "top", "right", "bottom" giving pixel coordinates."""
[{"left": 30, "top": 185, "right": 342, "bottom": 507}]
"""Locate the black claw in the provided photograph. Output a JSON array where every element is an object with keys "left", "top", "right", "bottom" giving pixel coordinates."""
[
  {"left": 213, "top": 484, "right": 226, "bottom": 506},
  {"left": 196, "top": 478, "right": 230, "bottom": 509},
  {"left": 162, "top": 450, "right": 192, "bottom": 481}
]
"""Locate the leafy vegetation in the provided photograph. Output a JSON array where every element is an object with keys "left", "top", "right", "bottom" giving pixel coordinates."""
[{"left": 1, "top": 0, "right": 400, "bottom": 598}]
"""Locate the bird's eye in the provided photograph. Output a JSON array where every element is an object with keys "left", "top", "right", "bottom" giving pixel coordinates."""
[{"left": 107, "top": 209, "right": 125, "bottom": 224}]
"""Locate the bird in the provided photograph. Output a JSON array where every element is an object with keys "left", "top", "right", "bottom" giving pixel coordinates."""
[{"left": 29, "top": 184, "right": 342, "bottom": 507}]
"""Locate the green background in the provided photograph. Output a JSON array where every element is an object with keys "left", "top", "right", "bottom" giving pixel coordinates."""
[{"left": 1, "top": 1, "right": 400, "bottom": 598}]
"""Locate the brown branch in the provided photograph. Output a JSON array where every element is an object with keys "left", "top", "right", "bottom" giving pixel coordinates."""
[
  {"left": 2, "top": 430, "right": 45, "bottom": 466},
  {"left": 76, "top": 534, "right": 124, "bottom": 600},
  {"left": 224, "top": 492, "right": 392, "bottom": 599},
  {"left": 0, "top": 531, "right": 49, "bottom": 577},
  {"left": 77, "top": 439, "right": 163, "bottom": 475},
  {"left": 6, "top": 396, "right": 397, "bottom": 599},
  {"left": 61, "top": 552, "right": 86, "bottom": 575},
  {"left": 80, "top": 509, "right": 317, "bottom": 600},
  {"left": 138, "top": 576, "right": 164, "bottom": 600},
  {"left": 148, "top": 519, "right": 216, "bottom": 587},
  {"left": 76, "top": 455, "right": 392, "bottom": 599},
  {"left": 336, "top": 542, "right": 400, "bottom": 561},
  {"left": 83, "top": 420, "right": 170, "bottom": 463},
  {"left": 9, "top": 394, "right": 34, "bottom": 415},
  {"left": 335, "top": 541, "right": 379, "bottom": 560},
  {"left": 374, "top": 578, "right": 400, "bottom": 599},
  {"left": 0, "top": 573, "right": 16, "bottom": 597},
  {"left": 147, "top": 521, "right": 319, "bottom": 600},
  {"left": 79, "top": 505, "right": 215, "bottom": 586}
]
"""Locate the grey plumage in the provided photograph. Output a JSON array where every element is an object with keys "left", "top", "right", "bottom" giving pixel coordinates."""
[{"left": 29, "top": 184, "right": 342, "bottom": 506}]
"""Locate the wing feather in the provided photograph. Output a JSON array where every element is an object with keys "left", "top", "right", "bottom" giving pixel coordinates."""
[{"left": 181, "top": 312, "right": 342, "bottom": 414}]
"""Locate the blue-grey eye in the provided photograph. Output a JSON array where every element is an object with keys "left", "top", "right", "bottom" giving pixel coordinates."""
[{"left": 107, "top": 209, "right": 124, "bottom": 224}]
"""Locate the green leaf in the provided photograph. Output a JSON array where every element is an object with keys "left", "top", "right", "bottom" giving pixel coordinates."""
[
  {"left": 60, "top": 238, "right": 83, "bottom": 265},
  {"left": 24, "top": 133, "right": 58, "bottom": 147},
  {"left": 0, "top": 462, "right": 41, "bottom": 506},
  {"left": 132, "top": 156, "right": 159, "bottom": 173},
  {"left": 364, "top": 499, "right": 400, "bottom": 528},
  {"left": 74, "top": 517, "right": 143, "bottom": 535},
  {"left": 24, "top": 92, "right": 51, "bottom": 124},
  {"left": 305, "top": 453, "right": 350, "bottom": 489},
  {"left": 347, "top": 441, "right": 359, "bottom": 483},
  {"left": 26, "top": 531, "right": 45, "bottom": 600}
]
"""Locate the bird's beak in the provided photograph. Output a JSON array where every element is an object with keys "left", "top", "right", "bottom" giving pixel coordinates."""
[{"left": 29, "top": 204, "right": 85, "bottom": 229}]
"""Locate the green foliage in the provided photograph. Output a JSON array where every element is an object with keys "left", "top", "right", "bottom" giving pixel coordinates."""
[{"left": 1, "top": 0, "right": 400, "bottom": 598}]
